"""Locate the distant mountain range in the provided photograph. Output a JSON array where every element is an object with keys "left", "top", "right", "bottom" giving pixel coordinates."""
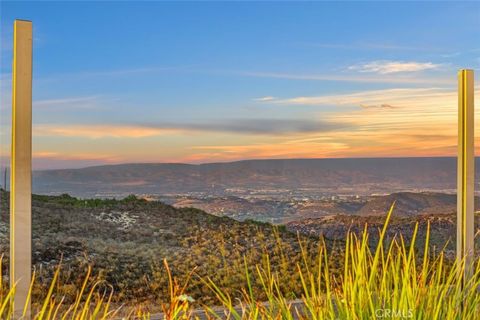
[{"left": 30, "top": 157, "right": 472, "bottom": 197}]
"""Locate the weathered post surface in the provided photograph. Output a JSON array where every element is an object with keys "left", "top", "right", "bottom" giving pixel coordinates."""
[
  {"left": 457, "top": 69, "right": 475, "bottom": 284},
  {"left": 10, "top": 19, "right": 33, "bottom": 318}
]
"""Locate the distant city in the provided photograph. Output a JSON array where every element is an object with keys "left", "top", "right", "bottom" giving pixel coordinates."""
[{"left": 12, "top": 156, "right": 476, "bottom": 224}]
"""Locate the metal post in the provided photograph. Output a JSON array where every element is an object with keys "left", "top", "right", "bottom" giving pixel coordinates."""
[
  {"left": 457, "top": 69, "right": 475, "bottom": 284},
  {"left": 10, "top": 19, "right": 33, "bottom": 318}
]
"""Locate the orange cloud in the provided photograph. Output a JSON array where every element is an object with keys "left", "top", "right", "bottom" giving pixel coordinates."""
[
  {"left": 20, "top": 85, "right": 480, "bottom": 165},
  {"left": 185, "top": 138, "right": 349, "bottom": 163},
  {"left": 33, "top": 150, "right": 121, "bottom": 162},
  {"left": 34, "top": 125, "right": 185, "bottom": 139},
  {"left": 268, "top": 87, "right": 462, "bottom": 107},
  {"left": 179, "top": 86, "right": 480, "bottom": 162}
]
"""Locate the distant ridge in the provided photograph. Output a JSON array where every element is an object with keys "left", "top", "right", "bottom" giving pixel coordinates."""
[
  {"left": 39, "top": 156, "right": 459, "bottom": 170},
  {"left": 31, "top": 157, "right": 468, "bottom": 197}
]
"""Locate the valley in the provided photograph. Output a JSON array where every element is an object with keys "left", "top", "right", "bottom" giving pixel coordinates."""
[
  {"left": 2, "top": 158, "right": 480, "bottom": 308},
  {"left": 155, "top": 191, "right": 461, "bottom": 224}
]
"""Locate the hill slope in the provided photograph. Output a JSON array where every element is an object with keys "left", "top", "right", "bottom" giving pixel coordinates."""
[
  {"left": 357, "top": 192, "right": 458, "bottom": 216},
  {"left": 31, "top": 157, "right": 462, "bottom": 197},
  {"left": 287, "top": 212, "right": 480, "bottom": 258},
  {"left": 0, "top": 190, "right": 327, "bottom": 306}
]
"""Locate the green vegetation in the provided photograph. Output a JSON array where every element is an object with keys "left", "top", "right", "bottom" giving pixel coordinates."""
[
  {"left": 31, "top": 193, "right": 143, "bottom": 208},
  {"left": 1, "top": 190, "right": 342, "bottom": 310},
  {"left": 0, "top": 205, "right": 478, "bottom": 319}
]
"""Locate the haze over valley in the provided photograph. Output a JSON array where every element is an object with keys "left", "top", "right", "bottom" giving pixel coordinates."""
[
  {"left": 26, "top": 157, "right": 479, "bottom": 224},
  {"left": 33, "top": 157, "right": 461, "bottom": 197}
]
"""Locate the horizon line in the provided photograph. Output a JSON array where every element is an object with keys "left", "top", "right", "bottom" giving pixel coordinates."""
[{"left": 15, "top": 155, "right": 465, "bottom": 171}]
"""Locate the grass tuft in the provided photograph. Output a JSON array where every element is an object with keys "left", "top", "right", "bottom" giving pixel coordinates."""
[{"left": 1, "top": 204, "right": 479, "bottom": 319}]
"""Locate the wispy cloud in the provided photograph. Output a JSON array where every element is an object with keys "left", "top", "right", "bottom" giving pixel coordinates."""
[
  {"left": 264, "top": 87, "right": 458, "bottom": 108},
  {"left": 253, "top": 96, "right": 276, "bottom": 102},
  {"left": 1, "top": 95, "right": 108, "bottom": 112},
  {"left": 359, "top": 103, "right": 398, "bottom": 110},
  {"left": 33, "top": 151, "right": 120, "bottom": 162},
  {"left": 440, "top": 52, "right": 461, "bottom": 58},
  {"left": 73, "top": 66, "right": 181, "bottom": 78},
  {"left": 239, "top": 70, "right": 452, "bottom": 85},
  {"left": 38, "top": 65, "right": 195, "bottom": 83},
  {"left": 186, "top": 139, "right": 349, "bottom": 163},
  {"left": 244, "top": 86, "right": 480, "bottom": 160},
  {"left": 34, "top": 125, "right": 185, "bottom": 139},
  {"left": 347, "top": 60, "right": 441, "bottom": 74},
  {"left": 179, "top": 119, "right": 345, "bottom": 135},
  {"left": 33, "top": 96, "right": 101, "bottom": 109},
  {"left": 303, "top": 42, "right": 434, "bottom": 51},
  {"left": 34, "top": 118, "right": 346, "bottom": 139}
]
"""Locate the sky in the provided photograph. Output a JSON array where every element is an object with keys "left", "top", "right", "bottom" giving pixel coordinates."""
[{"left": 0, "top": 1, "right": 480, "bottom": 170}]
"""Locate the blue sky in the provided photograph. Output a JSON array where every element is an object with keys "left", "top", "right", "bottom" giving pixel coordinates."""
[{"left": 1, "top": 1, "right": 479, "bottom": 169}]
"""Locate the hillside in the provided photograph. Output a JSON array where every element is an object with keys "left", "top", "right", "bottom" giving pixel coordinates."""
[
  {"left": 1, "top": 189, "right": 477, "bottom": 310},
  {"left": 0, "top": 190, "right": 332, "bottom": 306},
  {"left": 30, "top": 157, "right": 464, "bottom": 197},
  {"left": 287, "top": 192, "right": 480, "bottom": 257},
  {"left": 287, "top": 212, "right": 480, "bottom": 258},
  {"left": 356, "top": 192, "right": 458, "bottom": 216}
]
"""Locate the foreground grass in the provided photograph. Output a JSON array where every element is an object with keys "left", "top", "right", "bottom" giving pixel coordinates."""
[{"left": 1, "top": 205, "right": 479, "bottom": 319}]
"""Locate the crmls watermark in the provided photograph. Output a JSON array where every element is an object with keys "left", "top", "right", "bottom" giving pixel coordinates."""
[{"left": 375, "top": 308, "right": 413, "bottom": 319}]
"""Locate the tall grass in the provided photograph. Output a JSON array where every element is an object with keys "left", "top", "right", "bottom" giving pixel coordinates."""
[
  {"left": 1, "top": 205, "right": 479, "bottom": 319},
  {"left": 0, "top": 262, "right": 120, "bottom": 319},
  {"left": 205, "top": 205, "right": 480, "bottom": 319}
]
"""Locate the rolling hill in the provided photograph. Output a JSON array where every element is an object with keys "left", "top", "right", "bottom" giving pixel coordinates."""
[
  {"left": 29, "top": 157, "right": 466, "bottom": 197},
  {"left": 356, "top": 192, "right": 459, "bottom": 216},
  {"left": 0, "top": 190, "right": 328, "bottom": 307},
  {"left": 0, "top": 189, "right": 476, "bottom": 309}
]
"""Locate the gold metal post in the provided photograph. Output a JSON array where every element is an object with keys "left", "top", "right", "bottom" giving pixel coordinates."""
[
  {"left": 10, "top": 19, "right": 33, "bottom": 318},
  {"left": 457, "top": 69, "right": 475, "bottom": 284}
]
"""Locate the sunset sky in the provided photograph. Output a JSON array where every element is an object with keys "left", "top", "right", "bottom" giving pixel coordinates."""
[{"left": 1, "top": 1, "right": 480, "bottom": 169}]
